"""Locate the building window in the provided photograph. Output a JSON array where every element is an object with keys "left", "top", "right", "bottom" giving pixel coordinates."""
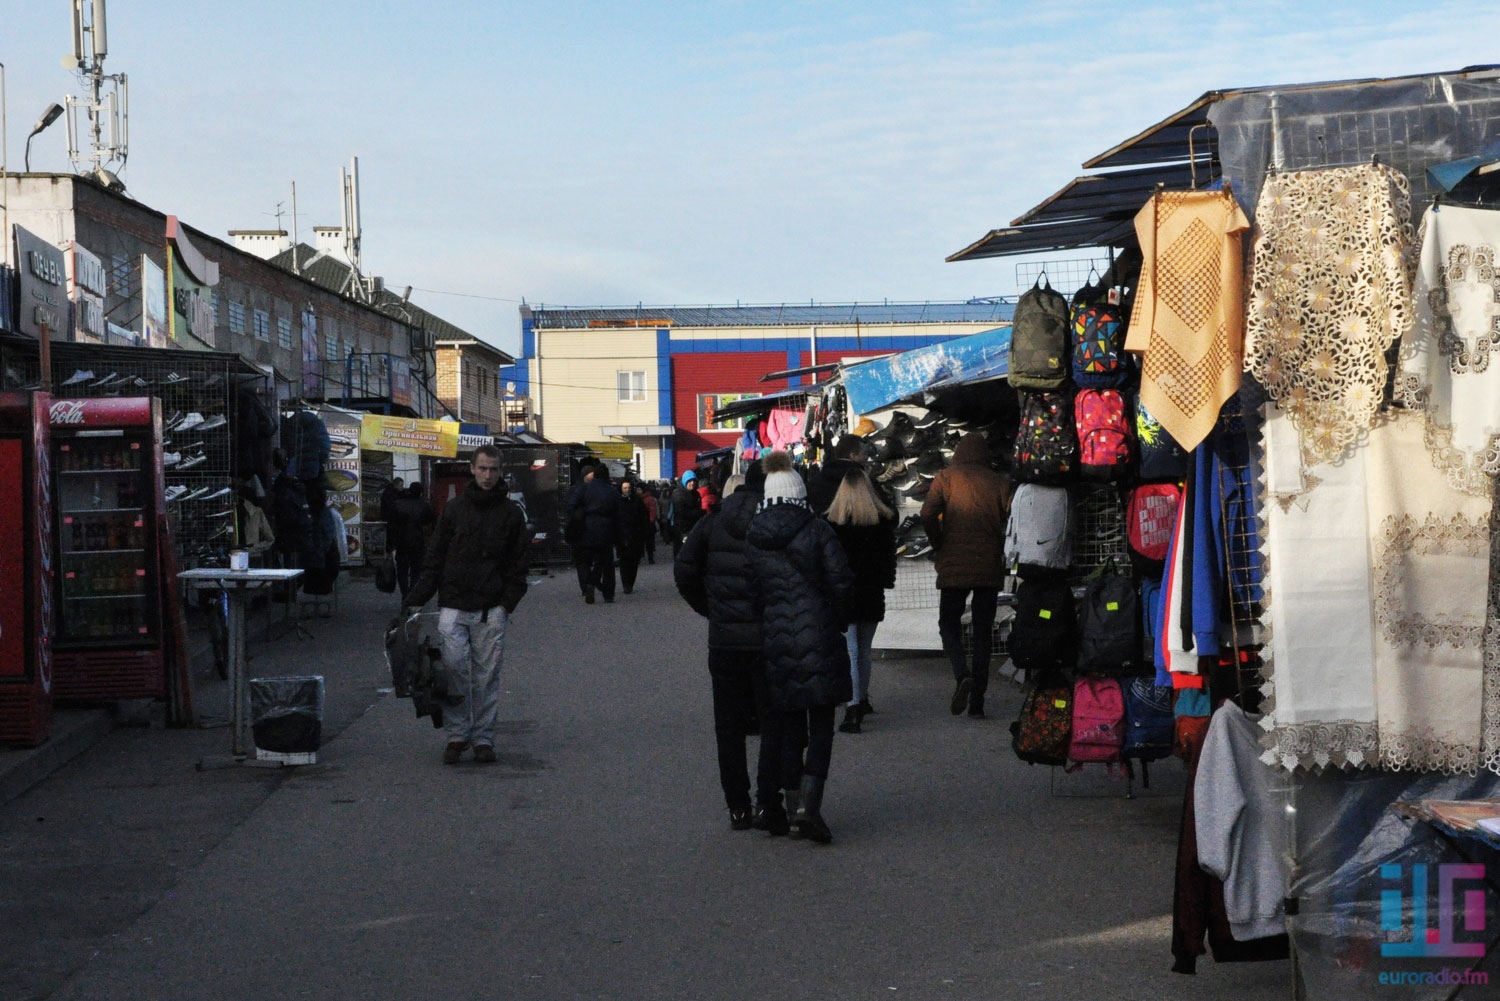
[
  {"left": 109, "top": 255, "right": 131, "bottom": 296},
  {"left": 211, "top": 290, "right": 220, "bottom": 326},
  {"left": 228, "top": 301, "right": 246, "bottom": 335},
  {"left": 326, "top": 332, "right": 338, "bottom": 359},
  {"left": 463, "top": 361, "right": 473, "bottom": 390},
  {"left": 253, "top": 309, "right": 270, "bottom": 341},
  {"left": 617, "top": 370, "right": 646, "bottom": 402},
  {"left": 277, "top": 316, "right": 293, "bottom": 350}
]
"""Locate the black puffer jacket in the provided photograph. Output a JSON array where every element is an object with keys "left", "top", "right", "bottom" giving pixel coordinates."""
[
  {"left": 570, "top": 478, "right": 621, "bottom": 548},
  {"left": 831, "top": 516, "right": 897, "bottom": 623},
  {"left": 674, "top": 487, "right": 763, "bottom": 651},
  {"left": 616, "top": 491, "right": 651, "bottom": 554},
  {"left": 747, "top": 499, "right": 855, "bottom": 710},
  {"left": 407, "top": 481, "right": 530, "bottom": 613}
]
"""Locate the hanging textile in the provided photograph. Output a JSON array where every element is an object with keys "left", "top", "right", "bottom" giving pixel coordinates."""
[
  {"left": 1259, "top": 405, "right": 1379, "bottom": 771},
  {"left": 1396, "top": 203, "right": 1500, "bottom": 497},
  {"left": 1366, "top": 411, "right": 1492, "bottom": 775},
  {"left": 764, "top": 407, "right": 804, "bottom": 451},
  {"left": 1244, "top": 164, "right": 1416, "bottom": 467},
  {"left": 1127, "top": 188, "right": 1250, "bottom": 453}
]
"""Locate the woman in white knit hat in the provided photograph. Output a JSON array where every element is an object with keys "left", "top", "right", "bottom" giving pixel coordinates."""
[{"left": 745, "top": 450, "right": 855, "bottom": 844}]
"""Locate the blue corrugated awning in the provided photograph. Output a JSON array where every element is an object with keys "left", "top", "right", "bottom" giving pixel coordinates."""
[{"left": 842, "top": 326, "right": 1011, "bottom": 415}]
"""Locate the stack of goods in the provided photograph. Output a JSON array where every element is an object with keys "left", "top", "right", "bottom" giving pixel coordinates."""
[{"left": 862, "top": 408, "right": 1009, "bottom": 558}]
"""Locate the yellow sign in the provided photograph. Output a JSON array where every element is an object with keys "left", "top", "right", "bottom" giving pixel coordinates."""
[
  {"left": 586, "top": 440, "right": 635, "bottom": 460},
  {"left": 358, "top": 414, "right": 460, "bottom": 457}
]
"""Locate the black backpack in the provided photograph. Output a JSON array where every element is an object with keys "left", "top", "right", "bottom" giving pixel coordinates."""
[
  {"left": 1012, "top": 390, "right": 1076, "bottom": 485},
  {"left": 1008, "top": 575, "right": 1076, "bottom": 674},
  {"left": 1009, "top": 277, "right": 1071, "bottom": 390},
  {"left": 1076, "top": 568, "right": 1141, "bottom": 675}
]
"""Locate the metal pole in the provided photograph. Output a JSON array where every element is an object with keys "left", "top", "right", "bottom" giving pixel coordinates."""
[
  {"left": 290, "top": 180, "right": 299, "bottom": 274},
  {"left": 2, "top": 61, "right": 8, "bottom": 259},
  {"left": 227, "top": 584, "right": 248, "bottom": 758},
  {"left": 38, "top": 320, "right": 53, "bottom": 393}
]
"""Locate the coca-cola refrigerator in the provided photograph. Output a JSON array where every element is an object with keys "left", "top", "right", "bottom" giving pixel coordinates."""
[
  {"left": 48, "top": 397, "right": 168, "bottom": 701},
  {"left": 0, "top": 391, "right": 55, "bottom": 746}
]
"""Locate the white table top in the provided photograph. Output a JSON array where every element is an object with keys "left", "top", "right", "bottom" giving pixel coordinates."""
[{"left": 177, "top": 568, "right": 305, "bottom": 588}]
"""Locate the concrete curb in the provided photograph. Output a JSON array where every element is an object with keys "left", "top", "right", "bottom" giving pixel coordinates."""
[{"left": 0, "top": 709, "right": 114, "bottom": 807}]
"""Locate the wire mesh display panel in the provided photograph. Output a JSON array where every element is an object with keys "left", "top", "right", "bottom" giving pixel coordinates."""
[
  {"left": 1, "top": 340, "right": 271, "bottom": 569},
  {"left": 1070, "top": 484, "right": 1130, "bottom": 583},
  {"left": 889, "top": 556, "right": 939, "bottom": 610},
  {"left": 1015, "top": 256, "right": 1114, "bottom": 298}
]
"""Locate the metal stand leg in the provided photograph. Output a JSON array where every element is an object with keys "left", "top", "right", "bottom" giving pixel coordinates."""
[{"left": 197, "top": 584, "right": 285, "bottom": 771}]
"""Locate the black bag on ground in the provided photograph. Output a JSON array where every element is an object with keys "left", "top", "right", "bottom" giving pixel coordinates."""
[
  {"left": 375, "top": 557, "right": 398, "bottom": 594},
  {"left": 1009, "top": 277, "right": 1072, "bottom": 391},
  {"left": 1007, "top": 576, "right": 1076, "bottom": 674},
  {"left": 1076, "top": 568, "right": 1141, "bottom": 675}
]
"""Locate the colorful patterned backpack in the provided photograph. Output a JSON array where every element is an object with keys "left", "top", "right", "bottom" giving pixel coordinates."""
[
  {"left": 1009, "top": 277, "right": 1071, "bottom": 391},
  {"left": 1076, "top": 388, "right": 1131, "bottom": 480},
  {"left": 1071, "top": 296, "right": 1129, "bottom": 389},
  {"left": 1010, "top": 676, "right": 1073, "bottom": 767},
  {"left": 1012, "top": 390, "right": 1076, "bottom": 484},
  {"left": 1135, "top": 393, "right": 1189, "bottom": 480}
]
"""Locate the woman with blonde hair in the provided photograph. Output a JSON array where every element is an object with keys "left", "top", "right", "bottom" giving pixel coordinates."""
[{"left": 826, "top": 467, "right": 897, "bottom": 734}]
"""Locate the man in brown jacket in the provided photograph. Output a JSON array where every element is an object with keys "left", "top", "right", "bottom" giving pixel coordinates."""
[{"left": 920, "top": 432, "right": 1012, "bottom": 718}]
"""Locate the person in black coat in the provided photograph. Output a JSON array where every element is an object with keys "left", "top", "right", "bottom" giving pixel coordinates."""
[
  {"left": 807, "top": 434, "right": 869, "bottom": 516},
  {"left": 745, "top": 451, "right": 854, "bottom": 844},
  {"left": 568, "top": 463, "right": 622, "bottom": 603},
  {"left": 674, "top": 464, "right": 782, "bottom": 832},
  {"left": 390, "top": 482, "right": 436, "bottom": 602},
  {"left": 667, "top": 470, "right": 704, "bottom": 558},
  {"left": 826, "top": 468, "right": 897, "bottom": 734},
  {"left": 615, "top": 478, "right": 652, "bottom": 594}
]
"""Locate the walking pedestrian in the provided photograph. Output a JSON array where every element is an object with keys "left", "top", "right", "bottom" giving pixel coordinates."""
[
  {"left": 390, "top": 481, "right": 435, "bottom": 602},
  {"left": 674, "top": 466, "right": 780, "bottom": 832},
  {"left": 405, "top": 444, "right": 530, "bottom": 764},
  {"left": 825, "top": 468, "right": 897, "bottom": 734},
  {"left": 640, "top": 484, "right": 659, "bottom": 565},
  {"left": 746, "top": 451, "right": 854, "bottom": 844},
  {"left": 569, "top": 462, "right": 621, "bottom": 603},
  {"left": 668, "top": 470, "right": 704, "bottom": 558},
  {"left": 616, "top": 478, "right": 651, "bottom": 594},
  {"left": 920, "top": 432, "right": 1012, "bottom": 719},
  {"left": 379, "top": 476, "right": 405, "bottom": 525},
  {"left": 808, "top": 434, "right": 869, "bottom": 515}
]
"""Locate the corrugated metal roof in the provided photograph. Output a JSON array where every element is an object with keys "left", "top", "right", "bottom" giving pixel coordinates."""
[{"left": 527, "top": 301, "right": 1015, "bottom": 329}]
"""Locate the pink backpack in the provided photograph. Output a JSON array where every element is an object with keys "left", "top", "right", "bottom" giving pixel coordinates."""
[
  {"left": 1067, "top": 677, "right": 1125, "bottom": 766},
  {"left": 1126, "top": 482, "right": 1182, "bottom": 562},
  {"left": 1075, "top": 389, "right": 1131, "bottom": 480}
]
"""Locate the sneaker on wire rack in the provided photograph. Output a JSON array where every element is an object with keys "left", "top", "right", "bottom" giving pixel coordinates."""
[
  {"left": 207, "top": 508, "right": 234, "bottom": 519},
  {"left": 197, "top": 414, "right": 227, "bottom": 431},
  {"left": 172, "top": 412, "right": 205, "bottom": 432},
  {"left": 183, "top": 486, "right": 213, "bottom": 500},
  {"left": 90, "top": 372, "right": 119, "bottom": 387},
  {"left": 164, "top": 485, "right": 189, "bottom": 503},
  {"left": 162, "top": 372, "right": 189, "bottom": 385},
  {"left": 177, "top": 453, "right": 208, "bottom": 470},
  {"left": 62, "top": 369, "right": 95, "bottom": 386},
  {"left": 201, "top": 485, "right": 232, "bottom": 500},
  {"left": 162, "top": 452, "right": 182, "bottom": 467}
]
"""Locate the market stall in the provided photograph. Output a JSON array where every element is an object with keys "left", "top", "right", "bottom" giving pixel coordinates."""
[{"left": 946, "top": 66, "right": 1500, "bottom": 996}]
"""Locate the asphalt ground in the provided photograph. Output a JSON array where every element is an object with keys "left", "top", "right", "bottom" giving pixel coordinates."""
[{"left": 2, "top": 560, "right": 1293, "bottom": 1001}]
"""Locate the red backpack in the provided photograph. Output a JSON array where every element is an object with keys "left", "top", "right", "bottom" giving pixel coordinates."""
[
  {"left": 1067, "top": 677, "right": 1125, "bottom": 767},
  {"left": 1075, "top": 389, "right": 1131, "bottom": 480},
  {"left": 1126, "top": 483, "right": 1182, "bottom": 563}
]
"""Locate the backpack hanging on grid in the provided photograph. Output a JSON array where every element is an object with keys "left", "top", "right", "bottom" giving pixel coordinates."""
[
  {"left": 1075, "top": 388, "right": 1132, "bottom": 481},
  {"left": 1070, "top": 280, "right": 1129, "bottom": 389},
  {"left": 1066, "top": 677, "right": 1126, "bottom": 769},
  {"left": 1004, "top": 483, "right": 1073, "bottom": 573},
  {"left": 1134, "top": 392, "right": 1189, "bottom": 480},
  {"left": 1011, "top": 675, "right": 1073, "bottom": 767},
  {"left": 1009, "top": 276, "right": 1072, "bottom": 391},
  {"left": 1012, "top": 390, "right": 1077, "bottom": 484},
  {"left": 1008, "top": 575, "right": 1076, "bottom": 675},
  {"left": 1076, "top": 564, "right": 1141, "bottom": 675}
]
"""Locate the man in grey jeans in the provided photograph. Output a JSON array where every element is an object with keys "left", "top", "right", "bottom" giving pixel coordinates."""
[{"left": 405, "top": 445, "right": 531, "bottom": 764}]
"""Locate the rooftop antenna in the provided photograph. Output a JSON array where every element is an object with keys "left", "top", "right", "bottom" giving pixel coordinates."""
[
  {"left": 337, "top": 156, "right": 369, "bottom": 302},
  {"left": 63, "top": 0, "right": 128, "bottom": 189}
]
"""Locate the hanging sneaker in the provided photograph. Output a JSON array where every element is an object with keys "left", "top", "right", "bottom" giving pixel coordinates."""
[
  {"left": 172, "top": 413, "right": 205, "bottom": 432},
  {"left": 207, "top": 508, "right": 235, "bottom": 519},
  {"left": 177, "top": 453, "right": 208, "bottom": 470},
  {"left": 200, "top": 485, "right": 233, "bottom": 500},
  {"left": 164, "top": 485, "right": 189, "bottom": 502},
  {"left": 90, "top": 372, "right": 119, "bottom": 388},
  {"left": 162, "top": 372, "right": 189, "bottom": 385},
  {"left": 197, "top": 414, "right": 227, "bottom": 431},
  {"left": 183, "top": 486, "right": 213, "bottom": 500},
  {"left": 162, "top": 452, "right": 182, "bottom": 467},
  {"left": 62, "top": 369, "right": 96, "bottom": 386}
]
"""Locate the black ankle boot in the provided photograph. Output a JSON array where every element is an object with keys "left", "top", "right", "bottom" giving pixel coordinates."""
[
  {"left": 967, "top": 694, "right": 985, "bottom": 718},
  {"left": 792, "top": 774, "right": 832, "bottom": 844},
  {"left": 838, "top": 706, "right": 862, "bottom": 734},
  {"left": 781, "top": 787, "right": 802, "bottom": 838},
  {"left": 753, "top": 801, "right": 789, "bottom": 836},
  {"left": 729, "top": 806, "right": 753, "bottom": 830}
]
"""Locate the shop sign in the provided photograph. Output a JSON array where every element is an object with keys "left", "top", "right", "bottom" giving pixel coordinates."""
[
  {"left": 586, "top": 440, "right": 635, "bottom": 460},
  {"left": 140, "top": 255, "right": 168, "bottom": 349},
  {"left": 67, "top": 242, "right": 106, "bottom": 343},
  {"left": 357, "top": 414, "right": 459, "bottom": 457},
  {"left": 697, "top": 392, "right": 758, "bottom": 432},
  {"left": 13, "top": 225, "right": 66, "bottom": 339},
  {"left": 47, "top": 397, "right": 154, "bottom": 428},
  {"left": 457, "top": 422, "right": 492, "bottom": 450},
  {"left": 324, "top": 424, "right": 364, "bottom": 564}
]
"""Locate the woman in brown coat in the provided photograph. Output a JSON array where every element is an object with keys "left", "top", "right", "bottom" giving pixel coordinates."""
[{"left": 919, "top": 431, "right": 1012, "bottom": 718}]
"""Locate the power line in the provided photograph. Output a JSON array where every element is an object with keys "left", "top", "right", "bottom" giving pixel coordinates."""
[{"left": 410, "top": 286, "right": 528, "bottom": 303}]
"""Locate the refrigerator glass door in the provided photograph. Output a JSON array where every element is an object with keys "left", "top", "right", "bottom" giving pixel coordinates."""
[{"left": 56, "top": 432, "right": 156, "bottom": 644}]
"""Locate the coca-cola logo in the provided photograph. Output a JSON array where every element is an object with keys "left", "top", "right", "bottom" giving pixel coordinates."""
[{"left": 49, "top": 400, "right": 87, "bottom": 425}]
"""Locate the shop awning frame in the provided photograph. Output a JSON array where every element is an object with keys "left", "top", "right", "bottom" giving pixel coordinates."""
[{"left": 705, "top": 386, "right": 820, "bottom": 425}]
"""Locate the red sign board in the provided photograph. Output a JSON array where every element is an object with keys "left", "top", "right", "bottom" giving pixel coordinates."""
[
  {"left": 0, "top": 439, "right": 22, "bottom": 677},
  {"left": 48, "top": 397, "right": 154, "bottom": 428}
]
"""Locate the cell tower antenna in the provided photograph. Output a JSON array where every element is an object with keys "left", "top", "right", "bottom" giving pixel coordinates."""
[
  {"left": 337, "top": 156, "right": 369, "bottom": 302},
  {"left": 62, "top": 0, "right": 128, "bottom": 188}
]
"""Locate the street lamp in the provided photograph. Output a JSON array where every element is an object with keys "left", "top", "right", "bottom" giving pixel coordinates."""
[{"left": 24, "top": 103, "right": 64, "bottom": 171}]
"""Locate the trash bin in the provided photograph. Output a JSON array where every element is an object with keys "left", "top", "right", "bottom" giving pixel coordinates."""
[{"left": 249, "top": 676, "right": 324, "bottom": 764}]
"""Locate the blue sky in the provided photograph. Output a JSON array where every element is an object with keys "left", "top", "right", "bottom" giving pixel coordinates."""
[{"left": 4, "top": 1, "right": 1497, "bottom": 353}]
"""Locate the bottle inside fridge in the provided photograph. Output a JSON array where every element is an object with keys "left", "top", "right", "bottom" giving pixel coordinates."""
[{"left": 56, "top": 434, "right": 154, "bottom": 643}]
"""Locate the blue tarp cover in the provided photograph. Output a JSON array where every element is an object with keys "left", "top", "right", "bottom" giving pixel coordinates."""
[{"left": 842, "top": 326, "right": 1011, "bottom": 415}]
